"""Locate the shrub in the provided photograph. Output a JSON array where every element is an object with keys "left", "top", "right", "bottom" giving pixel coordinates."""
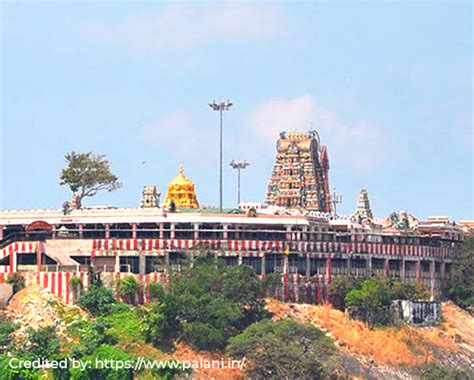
[
  {"left": 69, "top": 344, "right": 134, "bottom": 380},
  {"left": 22, "top": 326, "right": 60, "bottom": 359},
  {"left": 78, "top": 285, "right": 116, "bottom": 316},
  {"left": 227, "top": 319, "right": 336, "bottom": 379},
  {"left": 147, "top": 282, "right": 165, "bottom": 302},
  {"left": 5, "top": 272, "right": 25, "bottom": 293},
  {"left": 0, "top": 318, "right": 17, "bottom": 354},
  {"left": 117, "top": 275, "right": 139, "bottom": 305}
]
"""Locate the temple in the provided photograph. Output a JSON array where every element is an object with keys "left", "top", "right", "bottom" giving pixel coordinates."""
[
  {"left": 266, "top": 131, "right": 330, "bottom": 212},
  {"left": 163, "top": 164, "right": 199, "bottom": 209},
  {"left": 0, "top": 132, "right": 467, "bottom": 306}
]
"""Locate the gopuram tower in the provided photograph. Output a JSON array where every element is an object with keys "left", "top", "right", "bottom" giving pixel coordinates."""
[{"left": 266, "top": 130, "right": 331, "bottom": 212}]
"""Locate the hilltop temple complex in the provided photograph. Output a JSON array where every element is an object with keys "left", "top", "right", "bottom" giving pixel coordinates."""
[{"left": 0, "top": 130, "right": 467, "bottom": 305}]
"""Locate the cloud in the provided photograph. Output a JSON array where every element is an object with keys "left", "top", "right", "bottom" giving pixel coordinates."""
[
  {"left": 246, "top": 95, "right": 390, "bottom": 172},
  {"left": 87, "top": 4, "right": 284, "bottom": 52}
]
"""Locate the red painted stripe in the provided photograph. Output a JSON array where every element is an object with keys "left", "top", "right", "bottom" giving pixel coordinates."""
[
  {"left": 57, "top": 272, "right": 63, "bottom": 299},
  {"left": 51, "top": 272, "right": 56, "bottom": 295},
  {"left": 65, "top": 272, "right": 71, "bottom": 304}
]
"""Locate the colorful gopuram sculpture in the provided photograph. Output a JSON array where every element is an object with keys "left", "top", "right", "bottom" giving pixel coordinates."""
[
  {"left": 140, "top": 186, "right": 161, "bottom": 208},
  {"left": 266, "top": 130, "right": 331, "bottom": 211},
  {"left": 354, "top": 188, "right": 373, "bottom": 222},
  {"left": 163, "top": 164, "right": 199, "bottom": 209}
]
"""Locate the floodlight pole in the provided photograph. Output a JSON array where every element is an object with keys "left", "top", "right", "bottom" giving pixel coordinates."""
[
  {"left": 209, "top": 100, "right": 233, "bottom": 213},
  {"left": 230, "top": 160, "right": 250, "bottom": 205}
]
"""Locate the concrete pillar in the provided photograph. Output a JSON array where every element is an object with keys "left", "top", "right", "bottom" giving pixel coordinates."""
[
  {"left": 193, "top": 223, "right": 200, "bottom": 240},
  {"left": 238, "top": 251, "right": 243, "bottom": 266},
  {"left": 170, "top": 223, "right": 175, "bottom": 239},
  {"left": 416, "top": 260, "right": 421, "bottom": 281},
  {"left": 283, "top": 254, "right": 289, "bottom": 274},
  {"left": 223, "top": 224, "right": 228, "bottom": 240},
  {"left": 132, "top": 223, "right": 137, "bottom": 239},
  {"left": 139, "top": 254, "right": 146, "bottom": 275},
  {"left": 115, "top": 255, "right": 120, "bottom": 273},
  {"left": 105, "top": 224, "right": 110, "bottom": 239},
  {"left": 285, "top": 226, "right": 292, "bottom": 241},
  {"left": 367, "top": 255, "right": 372, "bottom": 275},
  {"left": 159, "top": 223, "right": 164, "bottom": 239},
  {"left": 440, "top": 261, "right": 446, "bottom": 280},
  {"left": 385, "top": 258, "right": 390, "bottom": 277},
  {"left": 430, "top": 260, "right": 435, "bottom": 301},
  {"left": 261, "top": 255, "right": 266, "bottom": 276},
  {"left": 401, "top": 257, "right": 406, "bottom": 280},
  {"left": 0, "top": 225, "right": 4, "bottom": 241},
  {"left": 347, "top": 257, "right": 352, "bottom": 276},
  {"left": 306, "top": 254, "right": 311, "bottom": 277},
  {"left": 78, "top": 224, "right": 83, "bottom": 239}
]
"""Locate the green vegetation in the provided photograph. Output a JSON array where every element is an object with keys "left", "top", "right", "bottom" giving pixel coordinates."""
[
  {"left": 345, "top": 277, "right": 429, "bottom": 325},
  {"left": 227, "top": 319, "right": 336, "bottom": 379},
  {"left": 420, "top": 364, "right": 470, "bottom": 380},
  {"left": 143, "top": 257, "right": 271, "bottom": 351},
  {"left": 69, "top": 275, "right": 83, "bottom": 304},
  {"left": 59, "top": 151, "right": 122, "bottom": 208},
  {"left": 331, "top": 276, "right": 357, "bottom": 311},
  {"left": 0, "top": 318, "right": 17, "bottom": 354},
  {"left": 117, "top": 275, "right": 140, "bottom": 305},
  {"left": 448, "top": 235, "right": 474, "bottom": 309},
  {"left": 5, "top": 272, "right": 25, "bottom": 293},
  {"left": 147, "top": 282, "right": 165, "bottom": 302},
  {"left": 77, "top": 284, "right": 117, "bottom": 315}
]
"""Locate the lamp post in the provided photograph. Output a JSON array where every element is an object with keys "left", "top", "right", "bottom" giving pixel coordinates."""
[
  {"left": 229, "top": 160, "right": 250, "bottom": 206},
  {"left": 209, "top": 99, "right": 233, "bottom": 213}
]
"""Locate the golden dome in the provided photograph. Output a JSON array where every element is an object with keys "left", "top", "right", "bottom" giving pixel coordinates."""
[{"left": 164, "top": 164, "right": 199, "bottom": 209}]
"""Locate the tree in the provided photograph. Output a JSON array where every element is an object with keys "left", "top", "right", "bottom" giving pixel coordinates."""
[
  {"left": 345, "top": 278, "right": 393, "bottom": 325},
  {"left": 448, "top": 235, "right": 474, "bottom": 309},
  {"left": 226, "top": 319, "right": 336, "bottom": 379},
  {"left": 78, "top": 285, "right": 117, "bottom": 316},
  {"left": 59, "top": 151, "right": 121, "bottom": 208},
  {"left": 142, "top": 259, "right": 271, "bottom": 351}
]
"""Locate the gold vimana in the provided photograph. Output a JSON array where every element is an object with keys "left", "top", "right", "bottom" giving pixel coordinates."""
[{"left": 163, "top": 164, "right": 199, "bottom": 209}]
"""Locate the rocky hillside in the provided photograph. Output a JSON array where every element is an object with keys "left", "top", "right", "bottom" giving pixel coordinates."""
[
  {"left": 3, "top": 285, "right": 473, "bottom": 379},
  {"left": 267, "top": 299, "right": 474, "bottom": 379}
]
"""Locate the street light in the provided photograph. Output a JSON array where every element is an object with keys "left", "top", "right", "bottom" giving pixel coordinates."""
[
  {"left": 229, "top": 160, "right": 250, "bottom": 206},
  {"left": 209, "top": 99, "right": 233, "bottom": 212}
]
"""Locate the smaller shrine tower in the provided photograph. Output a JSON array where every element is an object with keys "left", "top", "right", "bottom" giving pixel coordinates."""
[
  {"left": 140, "top": 186, "right": 160, "bottom": 208},
  {"left": 266, "top": 130, "right": 331, "bottom": 211},
  {"left": 354, "top": 188, "right": 373, "bottom": 221},
  {"left": 163, "top": 164, "right": 199, "bottom": 209}
]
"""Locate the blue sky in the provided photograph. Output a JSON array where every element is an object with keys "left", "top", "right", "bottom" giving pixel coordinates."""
[{"left": 1, "top": 2, "right": 472, "bottom": 220}]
